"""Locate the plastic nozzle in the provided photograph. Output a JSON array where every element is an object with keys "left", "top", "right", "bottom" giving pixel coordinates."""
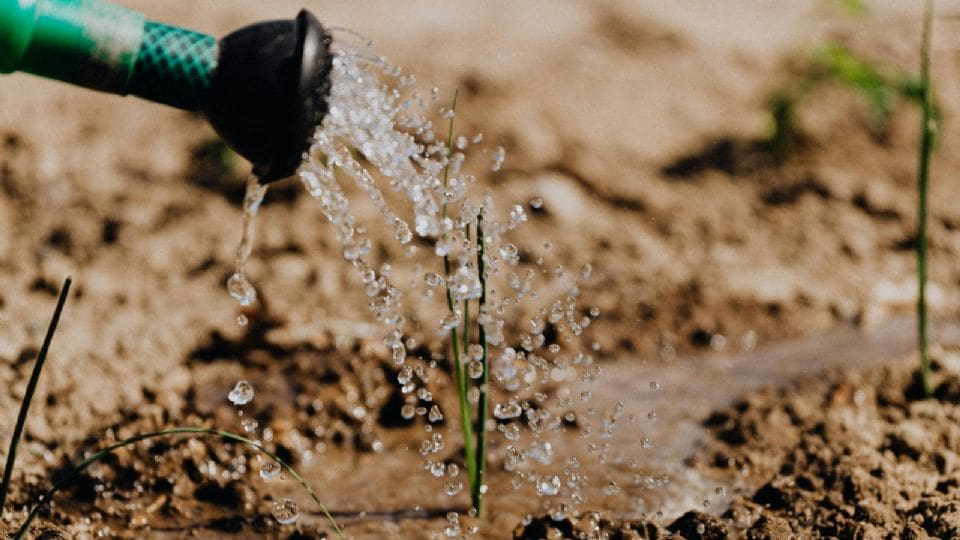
[{"left": 0, "top": 0, "right": 333, "bottom": 183}]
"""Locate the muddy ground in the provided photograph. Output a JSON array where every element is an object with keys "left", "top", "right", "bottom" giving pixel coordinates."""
[{"left": 3, "top": 0, "right": 960, "bottom": 538}]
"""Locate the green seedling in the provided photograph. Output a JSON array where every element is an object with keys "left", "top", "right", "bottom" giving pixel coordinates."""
[
  {"left": 765, "top": 42, "right": 927, "bottom": 156},
  {"left": 439, "top": 90, "right": 491, "bottom": 515},
  {"left": 0, "top": 277, "right": 343, "bottom": 537},
  {"left": 829, "top": 0, "right": 869, "bottom": 16}
]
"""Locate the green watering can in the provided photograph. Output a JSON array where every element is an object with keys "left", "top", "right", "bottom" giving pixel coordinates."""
[{"left": 0, "top": 0, "right": 334, "bottom": 182}]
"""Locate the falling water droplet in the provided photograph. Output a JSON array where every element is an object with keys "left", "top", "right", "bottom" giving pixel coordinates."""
[
  {"left": 441, "top": 311, "right": 462, "bottom": 329},
  {"left": 393, "top": 218, "right": 413, "bottom": 244},
  {"left": 227, "top": 273, "right": 257, "bottom": 306},
  {"left": 424, "top": 272, "right": 443, "bottom": 287},
  {"left": 468, "top": 360, "right": 484, "bottom": 379},
  {"left": 228, "top": 380, "right": 254, "bottom": 406},
  {"left": 494, "top": 402, "right": 522, "bottom": 419},
  {"left": 260, "top": 461, "right": 281, "bottom": 480},
  {"left": 491, "top": 146, "right": 506, "bottom": 171},
  {"left": 536, "top": 475, "right": 561, "bottom": 496},
  {"left": 271, "top": 497, "right": 299, "bottom": 524}
]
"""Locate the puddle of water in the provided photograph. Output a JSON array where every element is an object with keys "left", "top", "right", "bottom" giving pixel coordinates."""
[{"left": 583, "top": 315, "right": 960, "bottom": 521}]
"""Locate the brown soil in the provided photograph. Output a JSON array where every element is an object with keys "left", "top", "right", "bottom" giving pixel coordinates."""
[
  {"left": 3, "top": 0, "right": 960, "bottom": 538},
  {"left": 692, "top": 355, "right": 960, "bottom": 540}
]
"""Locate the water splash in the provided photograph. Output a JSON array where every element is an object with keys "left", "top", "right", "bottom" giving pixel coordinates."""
[{"left": 224, "top": 35, "right": 610, "bottom": 526}]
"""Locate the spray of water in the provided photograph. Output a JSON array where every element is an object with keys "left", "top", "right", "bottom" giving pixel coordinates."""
[{"left": 225, "top": 35, "right": 608, "bottom": 532}]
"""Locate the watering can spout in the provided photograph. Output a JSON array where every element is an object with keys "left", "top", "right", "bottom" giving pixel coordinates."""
[{"left": 0, "top": 0, "right": 333, "bottom": 183}]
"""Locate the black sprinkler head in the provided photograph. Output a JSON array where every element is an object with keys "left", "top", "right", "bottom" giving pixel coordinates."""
[{"left": 204, "top": 10, "right": 333, "bottom": 183}]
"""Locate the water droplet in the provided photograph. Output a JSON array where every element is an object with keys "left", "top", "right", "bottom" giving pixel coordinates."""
[
  {"left": 528, "top": 441, "right": 554, "bottom": 465},
  {"left": 499, "top": 243, "right": 519, "bottom": 266},
  {"left": 589, "top": 307, "right": 600, "bottom": 317},
  {"left": 271, "top": 497, "right": 299, "bottom": 524},
  {"left": 509, "top": 204, "right": 527, "bottom": 225},
  {"left": 393, "top": 218, "right": 412, "bottom": 244},
  {"left": 467, "top": 360, "right": 484, "bottom": 379},
  {"left": 494, "top": 402, "right": 522, "bottom": 419},
  {"left": 228, "top": 381, "right": 254, "bottom": 406},
  {"left": 715, "top": 486, "right": 726, "bottom": 496},
  {"left": 710, "top": 333, "right": 728, "bottom": 351},
  {"left": 491, "top": 146, "right": 506, "bottom": 172},
  {"left": 536, "top": 475, "right": 561, "bottom": 496},
  {"left": 428, "top": 405, "right": 444, "bottom": 422},
  {"left": 260, "top": 460, "right": 281, "bottom": 480},
  {"left": 424, "top": 272, "right": 443, "bottom": 287},
  {"left": 448, "top": 265, "right": 482, "bottom": 302},
  {"left": 226, "top": 273, "right": 257, "bottom": 307},
  {"left": 441, "top": 311, "right": 462, "bottom": 329},
  {"left": 242, "top": 418, "right": 258, "bottom": 433},
  {"left": 649, "top": 380, "right": 661, "bottom": 391},
  {"left": 529, "top": 197, "right": 543, "bottom": 209},
  {"left": 236, "top": 314, "right": 248, "bottom": 326}
]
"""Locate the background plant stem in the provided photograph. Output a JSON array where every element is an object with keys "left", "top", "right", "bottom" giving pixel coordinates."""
[{"left": 917, "top": 0, "right": 934, "bottom": 396}]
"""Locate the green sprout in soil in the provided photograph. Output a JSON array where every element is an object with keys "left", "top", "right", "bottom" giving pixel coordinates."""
[
  {"left": 0, "top": 277, "right": 344, "bottom": 538},
  {"left": 917, "top": 0, "right": 936, "bottom": 396},
  {"left": 765, "top": 42, "right": 926, "bottom": 157},
  {"left": 828, "top": 0, "right": 869, "bottom": 17},
  {"left": 439, "top": 89, "right": 490, "bottom": 515}
]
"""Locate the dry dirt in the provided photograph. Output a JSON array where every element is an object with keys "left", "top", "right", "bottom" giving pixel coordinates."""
[{"left": 3, "top": 0, "right": 960, "bottom": 538}]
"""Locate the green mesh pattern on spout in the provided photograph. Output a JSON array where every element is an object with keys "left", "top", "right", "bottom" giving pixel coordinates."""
[{"left": 127, "top": 22, "right": 218, "bottom": 111}]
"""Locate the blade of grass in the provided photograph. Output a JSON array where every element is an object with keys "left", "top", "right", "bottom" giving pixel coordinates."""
[
  {"left": 0, "top": 276, "right": 71, "bottom": 512},
  {"left": 439, "top": 89, "right": 478, "bottom": 494},
  {"left": 14, "top": 427, "right": 344, "bottom": 539},
  {"left": 917, "top": 0, "right": 935, "bottom": 396},
  {"left": 473, "top": 211, "right": 489, "bottom": 516}
]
